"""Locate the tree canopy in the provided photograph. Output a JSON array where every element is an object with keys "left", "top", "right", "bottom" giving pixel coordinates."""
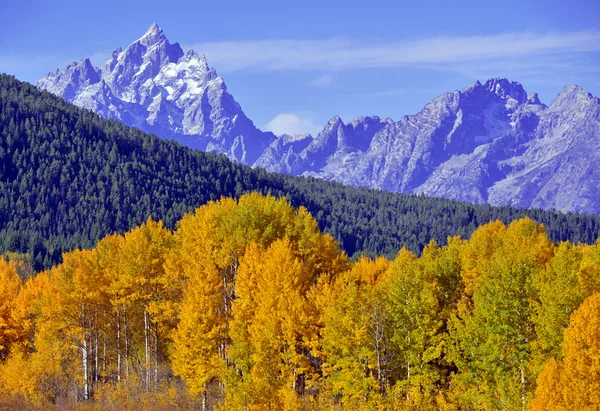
[{"left": 1, "top": 194, "right": 599, "bottom": 410}]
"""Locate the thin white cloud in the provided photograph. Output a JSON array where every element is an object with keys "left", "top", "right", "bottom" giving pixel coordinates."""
[
  {"left": 445, "top": 52, "right": 600, "bottom": 80},
  {"left": 264, "top": 113, "right": 321, "bottom": 136},
  {"left": 310, "top": 73, "right": 335, "bottom": 88},
  {"left": 5, "top": 30, "right": 598, "bottom": 84},
  {"left": 368, "top": 89, "right": 407, "bottom": 97},
  {"left": 187, "top": 31, "right": 600, "bottom": 72}
]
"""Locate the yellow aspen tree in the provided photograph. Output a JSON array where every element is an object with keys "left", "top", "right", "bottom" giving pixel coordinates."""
[
  {"left": 447, "top": 222, "right": 507, "bottom": 405},
  {"left": 0, "top": 268, "right": 75, "bottom": 404},
  {"left": 530, "top": 293, "right": 600, "bottom": 410},
  {"left": 170, "top": 198, "right": 238, "bottom": 405},
  {"left": 92, "top": 234, "right": 125, "bottom": 382},
  {"left": 532, "top": 242, "right": 584, "bottom": 371},
  {"left": 0, "top": 259, "right": 22, "bottom": 360},
  {"left": 450, "top": 218, "right": 553, "bottom": 410},
  {"left": 576, "top": 241, "right": 600, "bottom": 297},
  {"left": 48, "top": 249, "right": 102, "bottom": 401},
  {"left": 170, "top": 193, "right": 347, "bottom": 407},
  {"left": 459, "top": 220, "right": 507, "bottom": 299},
  {"left": 227, "top": 239, "right": 322, "bottom": 410},
  {"left": 0, "top": 342, "right": 69, "bottom": 405},
  {"left": 386, "top": 247, "right": 444, "bottom": 408},
  {"left": 421, "top": 237, "right": 464, "bottom": 320},
  {"left": 528, "top": 358, "right": 567, "bottom": 411},
  {"left": 318, "top": 256, "right": 390, "bottom": 408},
  {"left": 561, "top": 292, "right": 600, "bottom": 409},
  {"left": 71, "top": 244, "right": 119, "bottom": 393},
  {"left": 409, "top": 238, "right": 464, "bottom": 408},
  {"left": 110, "top": 218, "right": 174, "bottom": 389},
  {"left": 8, "top": 270, "right": 53, "bottom": 354}
]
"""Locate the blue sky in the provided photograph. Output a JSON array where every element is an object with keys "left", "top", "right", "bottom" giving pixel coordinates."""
[{"left": 2, "top": 0, "right": 599, "bottom": 135}]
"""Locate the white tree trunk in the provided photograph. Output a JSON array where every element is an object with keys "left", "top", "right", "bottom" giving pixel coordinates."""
[
  {"left": 103, "top": 336, "right": 107, "bottom": 376},
  {"left": 117, "top": 309, "right": 121, "bottom": 382},
  {"left": 124, "top": 310, "right": 129, "bottom": 380},
  {"left": 154, "top": 323, "right": 159, "bottom": 384},
  {"left": 144, "top": 308, "right": 150, "bottom": 389},
  {"left": 520, "top": 366, "right": 526, "bottom": 411},
  {"left": 94, "top": 327, "right": 98, "bottom": 389},
  {"left": 82, "top": 333, "right": 89, "bottom": 400},
  {"left": 202, "top": 384, "right": 208, "bottom": 411}
]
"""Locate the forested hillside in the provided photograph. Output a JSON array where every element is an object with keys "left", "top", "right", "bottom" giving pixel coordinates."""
[
  {"left": 1, "top": 194, "right": 598, "bottom": 409},
  {"left": 2, "top": 73, "right": 600, "bottom": 270}
]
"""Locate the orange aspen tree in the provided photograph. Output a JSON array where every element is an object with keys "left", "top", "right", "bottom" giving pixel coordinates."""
[{"left": 0, "top": 259, "right": 22, "bottom": 360}]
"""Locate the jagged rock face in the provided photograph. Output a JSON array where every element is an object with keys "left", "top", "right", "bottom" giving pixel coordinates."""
[
  {"left": 487, "top": 86, "right": 600, "bottom": 212},
  {"left": 253, "top": 134, "right": 313, "bottom": 174},
  {"left": 37, "top": 23, "right": 275, "bottom": 164},
  {"left": 37, "top": 25, "right": 600, "bottom": 215},
  {"left": 293, "top": 79, "right": 544, "bottom": 193},
  {"left": 401, "top": 82, "right": 600, "bottom": 214},
  {"left": 262, "top": 78, "right": 599, "bottom": 215},
  {"left": 255, "top": 116, "right": 392, "bottom": 177},
  {"left": 37, "top": 58, "right": 100, "bottom": 101}
]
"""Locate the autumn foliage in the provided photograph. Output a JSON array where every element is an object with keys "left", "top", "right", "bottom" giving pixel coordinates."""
[
  {"left": 530, "top": 292, "right": 600, "bottom": 410},
  {"left": 0, "top": 193, "right": 599, "bottom": 410}
]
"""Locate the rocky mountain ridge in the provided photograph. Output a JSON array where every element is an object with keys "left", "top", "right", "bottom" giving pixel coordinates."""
[
  {"left": 37, "top": 24, "right": 600, "bottom": 214},
  {"left": 37, "top": 23, "right": 275, "bottom": 164}
]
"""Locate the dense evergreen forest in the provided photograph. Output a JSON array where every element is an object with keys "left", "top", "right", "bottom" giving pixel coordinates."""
[
  {"left": 2, "top": 73, "right": 600, "bottom": 271},
  {"left": 0, "top": 194, "right": 598, "bottom": 410}
]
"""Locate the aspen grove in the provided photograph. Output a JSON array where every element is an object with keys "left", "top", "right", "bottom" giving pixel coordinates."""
[{"left": 0, "top": 193, "right": 599, "bottom": 410}]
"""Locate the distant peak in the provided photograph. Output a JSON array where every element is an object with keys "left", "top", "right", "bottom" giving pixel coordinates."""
[
  {"left": 560, "top": 84, "right": 585, "bottom": 94},
  {"left": 80, "top": 57, "right": 94, "bottom": 67},
  {"left": 315, "top": 116, "right": 343, "bottom": 136},
  {"left": 484, "top": 77, "right": 521, "bottom": 91},
  {"left": 126, "top": 23, "right": 183, "bottom": 65},
  {"left": 328, "top": 115, "right": 343, "bottom": 125},
  {"left": 551, "top": 85, "right": 596, "bottom": 107},
  {"left": 66, "top": 58, "right": 96, "bottom": 71},
  {"left": 481, "top": 78, "right": 527, "bottom": 102},
  {"left": 484, "top": 77, "right": 509, "bottom": 85},
  {"left": 138, "top": 23, "right": 167, "bottom": 46},
  {"left": 144, "top": 23, "right": 163, "bottom": 36}
]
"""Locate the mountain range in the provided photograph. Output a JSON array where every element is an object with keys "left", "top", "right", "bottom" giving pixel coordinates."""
[{"left": 37, "top": 24, "right": 600, "bottom": 215}]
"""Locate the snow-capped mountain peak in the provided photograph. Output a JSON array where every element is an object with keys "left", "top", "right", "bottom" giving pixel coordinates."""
[
  {"left": 139, "top": 22, "right": 166, "bottom": 45},
  {"left": 36, "top": 25, "right": 600, "bottom": 215},
  {"left": 37, "top": 23, "right": 274, "bottom": 164}
]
